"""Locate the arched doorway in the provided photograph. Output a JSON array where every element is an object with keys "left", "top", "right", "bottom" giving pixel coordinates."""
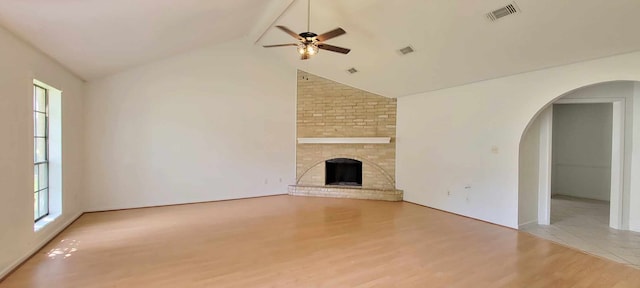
[
  {"left": 518, "top": 81, "right": 633, "bottom": 230},
  {"left": 517, "top": 81, "right": 640, "bottom": 265}
]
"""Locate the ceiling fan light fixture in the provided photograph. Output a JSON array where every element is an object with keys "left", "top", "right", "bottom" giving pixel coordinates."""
[
  {"left": 262, "top": 0, "right": 350, "bottom": 59},
  {"left": 298, "top": 43, "right": 319, "bottom": 57},
  {"left": 307, "top": 44, "right": 319, "bottom": 55}
]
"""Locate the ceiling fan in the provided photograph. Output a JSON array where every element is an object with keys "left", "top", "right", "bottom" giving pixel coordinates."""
[{"left": 263, "top": 0, "right": 351, "bottom": 60}]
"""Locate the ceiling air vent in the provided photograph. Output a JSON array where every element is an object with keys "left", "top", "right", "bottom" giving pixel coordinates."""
[
  {"left": 347, "top": 67, "right": 358, "bottom": 74},
  {"left": 398, "top": 46, "right": 415, "bottom": 55},
  {"left": 487, "top": 3, "right": 519, "bottom": 21}
]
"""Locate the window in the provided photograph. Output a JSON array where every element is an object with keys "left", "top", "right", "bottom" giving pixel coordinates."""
[
  {"left": 33, "top": 79, "right": 63, "bottom": 231},
  {"left": 33, "top": 84, "right": 49, "bottom": 222},
  {"left": 33, "top": 79, "right": 62, "bottom": 230}
]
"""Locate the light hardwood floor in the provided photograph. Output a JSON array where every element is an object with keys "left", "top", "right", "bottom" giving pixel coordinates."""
[{"left": 2, "top": 195, "right": 639, "bottom": 287}]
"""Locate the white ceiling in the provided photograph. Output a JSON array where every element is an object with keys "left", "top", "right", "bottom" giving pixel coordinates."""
[
  {"left": 259, "top": 0, "right": 640, "bottom": 97},
  {"left": 0, "top": 0, "right": 273, "bottom": 79},
  {"left": 1, "top": 0, "right": 640, "bottom": 97}
]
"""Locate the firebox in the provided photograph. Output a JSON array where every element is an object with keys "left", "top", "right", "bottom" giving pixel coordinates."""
[{"left": 325, "top": 158, "right": 362, "bottom": 186}]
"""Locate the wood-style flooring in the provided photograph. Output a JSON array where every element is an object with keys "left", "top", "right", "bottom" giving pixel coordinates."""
[{"left": 1, "top": 195, "right": 639, "bottom": 287}]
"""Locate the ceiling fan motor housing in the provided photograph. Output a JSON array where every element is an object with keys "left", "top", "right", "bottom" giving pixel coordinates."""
[{"left": 299, "top": 32, "right": 318, "bottom": 42}]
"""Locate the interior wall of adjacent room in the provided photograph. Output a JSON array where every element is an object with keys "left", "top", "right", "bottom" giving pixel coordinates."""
[
  {"left": 0, "top": 25, "right": 85, "bottom": 277},
  {"left": 551, "top": 103, "right": 613, "bottom": 201},
  {"left": 396, "top": 51, "right": 640, "bottom": 229},
  {"left": 84, "top": 37, "right": 296, "bottom": 211},
  {"left": 555, "top": 82, "right": 634, "bottom": 223}
]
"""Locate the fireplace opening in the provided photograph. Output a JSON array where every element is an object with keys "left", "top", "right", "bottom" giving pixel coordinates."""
[{"left": 325, "top": 158, "right": 362, "bottom": 186}]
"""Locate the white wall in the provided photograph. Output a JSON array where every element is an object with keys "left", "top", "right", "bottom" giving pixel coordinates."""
[
  {"left": 631, "top": 83, "right": 640, "bottom": 231},
  {"left": 397, "top": 50, "right": 640, "bottom": 229},
  {"left": 84, "top": 37, "right": 296, "bottom": 211},
  {"left": 552, "top": 103, "right": 613, "bottom": 201},
  {"left": 0, "top": 25, "right": 85, "bottom": 277},
  {"left": 518, "top": 114, "right": 541, "bottom": 226}
]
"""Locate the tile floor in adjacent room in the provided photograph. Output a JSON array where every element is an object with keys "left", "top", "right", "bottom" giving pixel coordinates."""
[{"left": 521, "top": 195, "right": 640, "bottom": 268}]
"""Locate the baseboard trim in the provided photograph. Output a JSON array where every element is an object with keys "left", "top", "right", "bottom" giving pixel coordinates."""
[
  {"left": 0, "top": 212, "right": 84, "bottom": 282},
  {"left": 86, "top": 194, "right": 288, "bottom": 214},
  {"left": 518, "top": 220, "right": 538, "bottom": 229}
]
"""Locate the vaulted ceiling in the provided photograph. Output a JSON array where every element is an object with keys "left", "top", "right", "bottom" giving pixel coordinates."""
[
  {"left": 1, "top": 0, "right": 640, "bottom": 97},
  {"left": 260, "top": 0, "right": 640, "bottom": 97},
  {"left": 0, "top": 0, "right": 274, "bottom": 79}
]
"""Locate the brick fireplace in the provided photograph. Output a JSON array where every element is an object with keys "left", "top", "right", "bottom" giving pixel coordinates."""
[{"left": 289, "top": 71, "right": 403, "bottom": 201}]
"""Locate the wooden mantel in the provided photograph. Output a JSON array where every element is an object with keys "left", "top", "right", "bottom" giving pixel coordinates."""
[{"left": 297, "top": 137, "right": 391, "bottom": 144}]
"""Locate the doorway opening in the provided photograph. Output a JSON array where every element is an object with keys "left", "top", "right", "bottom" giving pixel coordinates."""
[
  {"left": 518, "top": 81, "right": 640, "bottom": 266},
  {"left": 519, "top": 86, "right": 625, "bottom": 229},
  {"left": 550, "top": 103, "right": 613, "bottom": 228}
]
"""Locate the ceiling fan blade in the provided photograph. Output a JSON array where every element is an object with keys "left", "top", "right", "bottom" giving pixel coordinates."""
[
  {"left": 316, "top": 28, "right": 346, "bottom": 42},
  {"left": 263, "top": 43, "right": 298, "bottom": 48},
  {"left": 317, "top": 44, "right": 351, "bottom": 54},
  {"left": 276, "top": 25, "right": 302, "bottom": 40}
]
